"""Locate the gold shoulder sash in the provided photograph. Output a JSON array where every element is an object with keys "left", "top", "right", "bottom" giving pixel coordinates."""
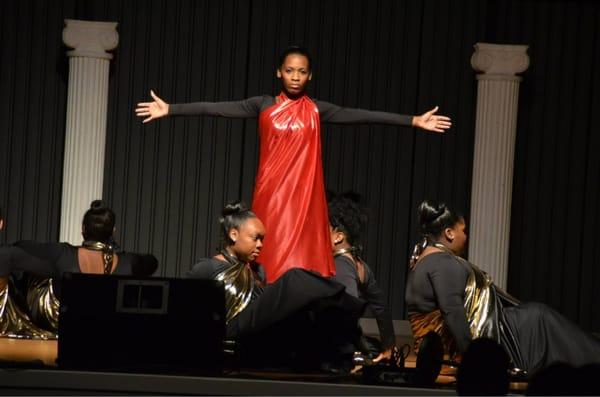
[{"left": 215, "top": 251, "right": 257, "bottom": 323}]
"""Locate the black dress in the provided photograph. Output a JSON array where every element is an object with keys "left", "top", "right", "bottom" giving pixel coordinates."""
[
  {"left": 0, "top": 241, "right": 157, "bottom": 337},
  {"left": 0, "top": 241, "right": 153, "bottom": 296},
  {"left": 332, "top": 255, "right": 395, "bottom": 351},
  {"left": 187, "top": 257, "right": 366, "bottom": 369},
  {"left": 405, "top": 251, "right": 600, "bottom": 374}
]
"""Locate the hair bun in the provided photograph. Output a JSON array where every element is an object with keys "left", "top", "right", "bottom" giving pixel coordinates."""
[
  {"left": 222, "top": 201, "right": 248, "bottom": 217},
  {"left": 418, "top": 200, "right": 448, "bottom": 232},
  {"left": 219, "top": 201, "right": 257, "bottom": 246},
  {"left": 434, "top": 203, "right": 447, "bottom": 218},
  {"left": 89, "top": 200, "right": 108, "bottom": 214}
]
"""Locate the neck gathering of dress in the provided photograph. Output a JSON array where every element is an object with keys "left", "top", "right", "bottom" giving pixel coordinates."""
[{"left": 252, "top": 92, "right": 335, "bottom": 282}]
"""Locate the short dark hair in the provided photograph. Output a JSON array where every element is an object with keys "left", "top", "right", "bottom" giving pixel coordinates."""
[
  {"left": 82, "top": 200, "right": 115, "bottom": 242},
  {"left": 278, "top": 46, "right": 312, "bottom": 71},
  {"left": 219, "top": 201, "right": 257, "bottom": 246},
  {"left": 328, "top": 191, "right": 366, "bottom": 247}
]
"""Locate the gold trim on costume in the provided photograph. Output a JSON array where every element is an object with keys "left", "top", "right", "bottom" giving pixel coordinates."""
[
  {"left": 408, "top": 242, "right": 524, "bottom": 369},
  {"left": 26, "top": 277, "right": 60, "bottom": 333},
  {"left": 82, "top": 240, "right": 114, "bottom": 274},
  {"left": 333, "top": 246, "right": 366, "bottom": 284},
  {"left": 333, "top": 247, "right": 355, "bottom": 257},
  {"left": 408, "top": 309, "right": 458, "bottom": 360},
  {"left": 431, "top": 243, "right": 520, "bottom": 340},
  {"left": 408, "top": 243, "right": 521, "bottom": 358},
  {"left": 216, "top": 250, "right": 256, "bottom": 323},
  {"left": 0, "top": 280, "right": 56, "bottom": 340}
]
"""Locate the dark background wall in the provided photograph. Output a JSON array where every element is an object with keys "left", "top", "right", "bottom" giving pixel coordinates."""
[{"left": 1, "top": 0, "right": 598, "bottom": 331}]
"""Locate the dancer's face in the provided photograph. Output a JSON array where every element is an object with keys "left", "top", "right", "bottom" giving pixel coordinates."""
[
  {"left": 277, "top": 54, "right": 312, "bottom": 97},
  {"left": 228, "top": 217, "right": 265, "bottom": 263},
  {"left": 446, "top": 220, "right": 467, "bottom": 256}
]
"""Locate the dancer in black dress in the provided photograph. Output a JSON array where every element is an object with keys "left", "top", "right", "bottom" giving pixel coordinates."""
[
  {"left": 328, "top": 192, "right": 396, "bottom": 362},
  {"left": 405, "top": 200, "right": 600, "bottom": 376},
  {"left": 186, "top": 201, "right": 366, "bottom": 370},
  {"left": 0, "top": 200, "right": 157, "bottom": 337}
]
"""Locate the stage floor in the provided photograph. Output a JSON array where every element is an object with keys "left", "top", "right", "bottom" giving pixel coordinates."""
[
  {"left": 0, "top": 368, "right": 458, "bottom": 396},
  {"left": 0, "top": 336, "right": 459, "bottom": 395},
  {"left": 0, "top": 322, "right": 527, "bottom": 395}
]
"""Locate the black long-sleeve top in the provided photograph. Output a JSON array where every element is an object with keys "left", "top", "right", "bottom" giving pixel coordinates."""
[
  {"left": 169, "top": 96, "right": 414, "bottom": 126},
  {"left": 0, "top": 241, "right": 156, "bottom": 297},
  {"left": 332, "top": 255, "right": 396, "bottom": 350},
  {"left": 405, "top": 251, "right": 472, "bottom": 353}
]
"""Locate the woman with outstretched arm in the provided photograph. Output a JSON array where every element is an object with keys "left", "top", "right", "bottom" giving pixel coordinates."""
[{"left": 137, "top": 46, "right": 451, "bottom": 283}]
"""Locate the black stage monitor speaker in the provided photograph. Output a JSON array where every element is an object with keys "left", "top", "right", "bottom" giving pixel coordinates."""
[{"left": 58, "top": 273, "right": 225, "bottom": 375}]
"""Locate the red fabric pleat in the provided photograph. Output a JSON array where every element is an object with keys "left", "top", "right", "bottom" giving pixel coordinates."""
[{"left": 252, "top": 92, "right": 335, "bottom": 283}]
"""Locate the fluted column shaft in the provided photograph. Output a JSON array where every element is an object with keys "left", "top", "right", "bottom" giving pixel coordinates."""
[
  {"left": 469, "top": 43, "right": 529, "bottom": 289},
  {"left": 60, "top": 19, "right": 118, "bottom": 244}
]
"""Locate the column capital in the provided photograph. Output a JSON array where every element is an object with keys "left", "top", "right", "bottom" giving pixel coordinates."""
[
  {"left": 63, "top": 19, "right": 118, "bottom": 60},
  {"left": 471, "top": 42, "right": 529, "bottom": 80}
]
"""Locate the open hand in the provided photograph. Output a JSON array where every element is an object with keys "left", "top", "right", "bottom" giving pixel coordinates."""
[
  {"left": 413, "top": 106, "right": 452, "bottom": 133},
  {"left": 135, "top": 90, "right": 169, "bottom": 123}
]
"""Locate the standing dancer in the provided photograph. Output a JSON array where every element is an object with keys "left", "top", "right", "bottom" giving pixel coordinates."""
[{"left": 136, "top": 46, "right": 451, "bottom": 282}]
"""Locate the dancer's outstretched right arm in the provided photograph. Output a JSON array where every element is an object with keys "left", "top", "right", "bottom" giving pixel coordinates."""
[{"left": 136, "top": 90, "right": 265, "bottom": 123}]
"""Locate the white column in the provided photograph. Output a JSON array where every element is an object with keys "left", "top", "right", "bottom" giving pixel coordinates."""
[
  {"left": 469, "top": 43, "right": 529, "bottom": 289},
  {"left": 60, "top": 19, "right": 118, "bottom": 244}
]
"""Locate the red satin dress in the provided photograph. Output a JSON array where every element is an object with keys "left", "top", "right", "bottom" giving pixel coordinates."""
[{"left": 252, "top": 92, "right": 335, "bottom": 283}]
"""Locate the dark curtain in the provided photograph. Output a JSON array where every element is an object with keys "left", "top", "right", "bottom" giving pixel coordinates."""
[{"left": 491, "top": 0, "right": 600, "bottom": 332}]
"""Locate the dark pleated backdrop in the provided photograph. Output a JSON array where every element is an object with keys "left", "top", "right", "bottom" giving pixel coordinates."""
[{"left": 0, "top": 0, "right": 598, "bottom": 330}]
